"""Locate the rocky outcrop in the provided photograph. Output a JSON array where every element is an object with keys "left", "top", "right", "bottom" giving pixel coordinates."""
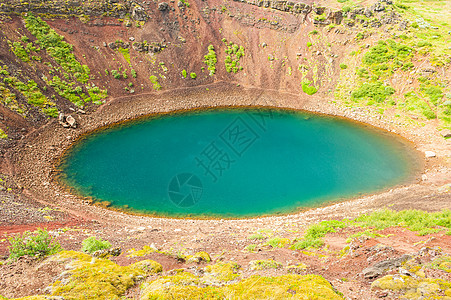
[
  {"left": 132, "top": 41, "right": 166, "bottom": 53},
  {"left": 58, "top": 113, "right": 77, "bottom": 129},
  {"left": 92, "top": 247, "right": 122, "bottom": 258},
  {"left": 0, "top": 0, "right": 147, "bottom": 21},
  {"left": 362, "top": 254, "right": 411, "bottom": 279},
  {"left": 233, "top": 0, "right": 313, "bottom": 20}
]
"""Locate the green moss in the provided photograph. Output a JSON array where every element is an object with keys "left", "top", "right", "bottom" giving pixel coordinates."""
[
  {"left": 141, "top": 272, "right": 343, "bottom": 299},
  {"left": 429, "top": 256, "right": 451, "bottom": 273},
  {"left": 372, "top": 275, "right": 419, "bottom": 290},
  {"left": 130, "top": 259, "right": 163, "bottom": 275},
  {"left": 186, "top": 251, "right": 211, "bottom": 263},
  {"left": 51, "top": 251, "right": 145, "bottom": 300},
  {"left": 249, "top": 259, "right": 282, "bottom": 270},
  {"left": 127, "top": 245, "right": 157, "bottom": 257},
  {"left": 266, "top": 237, "right": 290, "bottom": 248},
  {"left": 204, "top": 262, "right": 240, "bottom": 282}
]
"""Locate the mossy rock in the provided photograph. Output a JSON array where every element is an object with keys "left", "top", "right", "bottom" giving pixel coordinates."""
[
  {"left": 186, "top": 251, "right": 211, "bottom": 263},
  {"left": 203, "top": 262, "right": 241, "bottom": 283},
  {"left": 49, "top": 250, "right": 145, "bottom": 300},
  {"left": 131, "top": 259, "right": 163, "bottom": 275},
  {"left": 286, "top": 263, "right": 308, "bottom": 274},
  {"left": 371, "top": 275, "right": 419, "bottom": 291},
  {"left": 249, "top": 259, "right": 282, "bottom": 271},
  {"left": 141, "top": 273, "right": 344, "bottom": 299},
  {"left": 9, "top": 296, "right": 47, "bottom": 300}
]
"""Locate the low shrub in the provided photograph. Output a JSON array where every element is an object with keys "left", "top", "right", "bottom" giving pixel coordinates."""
[
  {"left": 8, "top": 228, "right": 61, "bottom": 260},
  {"left": 81, "top": 236, "right": 111, "bottom": 254}
]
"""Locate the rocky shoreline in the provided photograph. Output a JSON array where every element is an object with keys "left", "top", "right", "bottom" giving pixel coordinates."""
[{"left": 5, "top": 82, "right": 450, "bottom": 229}]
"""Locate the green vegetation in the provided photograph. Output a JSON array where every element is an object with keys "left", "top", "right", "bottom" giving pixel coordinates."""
[
  {"left": 223, "top": 39, "right": 245, "bottom": 73},
  {"left": 25, "top": 14, "right": 91, "bottom": 83},
  {"left": 266, "top": 237, "right": 290, "bottom": 248},
  {"left": 301, "top": 79, "right": 318, "bottom": 95},
  {"left": 190, "top": 72, "right": 197, "bottom": 79},
  {"left": 179, "top": 0, "right": 190, "bottom": 7},
  {"left": 131, "top": 69, "right": 137, "bottom": 78},
  {"left": 351, "top": 81, "right": 395, "bottom": 103},
  {"left": 292, "top": 220, "right": 347, "bottom": 250},
  {"left": 249, "top": 259, "right": 282, "bottom": 270},
  {"left": 181, "top": 69, "right": 187, "bottom": 78},
  {"left": 111, "top": 69, "right": 121, "bottom": 79},
  {"left": 117, "top": 47, "right": 131, "bottom": 64},
  {"left": 204, "top": 262, "right": 240, "bottom": 282},
  {"left": 0, "top": 78, "right": 24, "bottom": 116},
  {"left": 51, "top": 251, "right": 149, "bottom": 300},
  {"left": 7, "top": 228, "right": 61, "bottom": 260},
  {"left": 149, "top": 75, "right": 162, "bottom": 90},
  {"left": 248, "top": 233, "right": 265, "bottom": 240},
  {"left": 0, "top": 128, "right": 7, "bottom": 139},
  {"left": 81, "top": 236, "right": 111, "bottom": 254},
  {"left": 0, "top": 70, "right": 57, "bottom": 117},
  {"left": 292, "top": 209, "right": 451, "bottom": 250},
  {"left": 8, "top": 40, "right": 37, "bottom": 62},
  {"left": 203, "top": 44, "right": 217, "bottom": 75},
  {"left": 339, "top": 63, "right": 348, "bottom": 70},
  {"left": 354, "top": 209, "right": 451, "bottom": 235},
  {"left": 141, "top": 271, "right": 343, "bottom": 299}
]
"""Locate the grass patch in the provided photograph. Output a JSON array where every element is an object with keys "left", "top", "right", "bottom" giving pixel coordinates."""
[
  {"left": 301, "top": 79, "right": 318, "bottom": 95},
  {"left": 266, "top": 237, "right": 290, "bottom": 248},
  {"left": 292, "top": 220, "right": 347, "bottom": 250},
  {"left": 81, "top": 237, "right": 111, "bottom": 254},
  {"left": 149, "top": 75, "right": 162, "bottom": 90}
]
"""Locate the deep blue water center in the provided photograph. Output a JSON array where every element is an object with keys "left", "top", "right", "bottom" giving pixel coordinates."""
[{"left": 59, "top": 108, "right": 417, "bottom": 218}]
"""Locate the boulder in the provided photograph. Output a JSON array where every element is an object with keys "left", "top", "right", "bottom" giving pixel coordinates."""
[
  {"left": 131, "top": 4, "right": 148, "bottom": 21},
  {"left": 158, "top": 2, "right": 169, "bottom": 11},
  {"left": 440, "top": 129, "right": 451, "bottom": 138},
  {"left": 362, "top": 255, "right": 411, "bottom": 279},
  {"left": 66, "top": 115, "right": 77, "bottom": 129},
  {"left": 425, "top": 151, "right": 436, "bottom": 158},
  {"left": 92, "top": 247, "right": 122, "bottom": 258},
  {"left": 371, "top": 2, "right": 385, "bottom": 12}
]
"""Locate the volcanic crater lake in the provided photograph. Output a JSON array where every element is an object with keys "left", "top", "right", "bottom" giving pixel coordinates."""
[{"left": 59, "top": 108, "right": 419, "bottom": 218}]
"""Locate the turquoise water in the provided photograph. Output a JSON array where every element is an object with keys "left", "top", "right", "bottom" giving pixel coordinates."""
[{"left": 59, "top": 108, "right": 417, "bottom": 218}]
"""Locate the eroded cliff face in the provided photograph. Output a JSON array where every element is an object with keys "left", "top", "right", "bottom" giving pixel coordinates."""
[{"left": 0, "top": 0, "right": 450, "bottom": 145}]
